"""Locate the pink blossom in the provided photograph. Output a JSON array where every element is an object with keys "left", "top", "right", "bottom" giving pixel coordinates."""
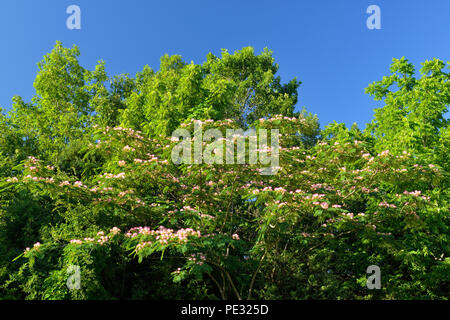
[{"left": 110, "top": 227, "right": 121, "bottom": 235}]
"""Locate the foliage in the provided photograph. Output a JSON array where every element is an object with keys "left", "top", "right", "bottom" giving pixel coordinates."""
[{"left": 0, "top": 43, "right": 448, "bottom": 300}]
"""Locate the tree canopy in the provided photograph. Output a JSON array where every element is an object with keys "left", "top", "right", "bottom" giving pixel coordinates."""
[{"left": 0, "top": 42, "right": 448, "bottom": 300}]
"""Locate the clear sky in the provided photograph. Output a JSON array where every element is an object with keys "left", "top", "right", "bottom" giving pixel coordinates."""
[{"left": 0, "top": 0, "right": 449, "bottom": 129}]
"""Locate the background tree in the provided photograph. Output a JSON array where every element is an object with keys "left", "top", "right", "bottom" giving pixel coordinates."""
[
  {"left": 365, "top": 57, "right": 449, "bottom": 171},
  {"left": 120, "top": 47, "right": 302, "bottom": 137}
]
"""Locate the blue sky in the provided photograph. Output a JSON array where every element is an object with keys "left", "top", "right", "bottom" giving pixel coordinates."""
[{"left": 0, "top": 0, "right": 449, "bottom": 129}]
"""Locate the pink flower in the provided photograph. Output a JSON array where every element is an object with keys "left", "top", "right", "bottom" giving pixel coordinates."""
[
  {"left": 361, "top": 187, "right": 370, "bottom": 193},
  {"left": 98, "top": 236, "right": 109, "bottom": 245},
  {"left": 110, "top": 227, "right": 121, "bottom": 235},
  {"left": 320, "top": 202, "right": 329, "bottom": 210},
  {"left": 74, "top": 181, "right": 83, "bottom": 187},
  {"left": 232, "top": 234, "right": 240, "bottom": 240}
]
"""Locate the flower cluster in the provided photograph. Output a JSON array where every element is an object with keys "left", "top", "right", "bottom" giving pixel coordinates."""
[
  {"left": 24, "top": 242, "right": 41, "bottom": 254},
  {"left": 126, "top": 226, "right": 202, "bottom": 253},
  {"left": 100, "top": 172, "right": 126, "bottom": 179},
  {"left": 378, "top": 202, "right": 397, "bottom": 208},
  {"left": 187, "top": 253, "right": 207, "bottom": 265}
]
